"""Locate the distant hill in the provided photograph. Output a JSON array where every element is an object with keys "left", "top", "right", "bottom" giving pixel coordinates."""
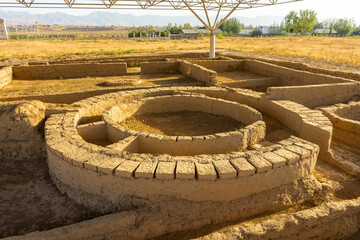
[{"left": 0, "top": 9, "right": 284, "bottom": 27}]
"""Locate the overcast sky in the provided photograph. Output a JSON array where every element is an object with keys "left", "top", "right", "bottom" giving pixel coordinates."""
[{"left": 3, "top": 0, "right": 360, "bottom": 24}]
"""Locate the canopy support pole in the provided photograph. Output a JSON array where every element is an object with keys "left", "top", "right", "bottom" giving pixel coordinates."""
[{"left": 210, "top": 31, "right": 215, "bottom": 58}]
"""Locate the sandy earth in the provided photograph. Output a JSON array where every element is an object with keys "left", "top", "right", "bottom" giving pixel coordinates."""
[
  {"left": 121, "top": 111, "right": 245, "bottom": 136},
  {"left": 0, "top": 70, "right": 197, "bottom": 102},
  {"left": 151, "top": 159, "right": 360, "bottom": 240},
  {"left": 0, "top": 158, "right": 101, "bottom": 238}
]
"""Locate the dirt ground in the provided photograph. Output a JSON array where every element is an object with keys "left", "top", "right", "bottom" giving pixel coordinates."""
[
  {"left": 0, "top": 158, "right": 101, "bottom": 238},
  {"left": 121, "top": 111, "right": 245, "bottom": 136},
  {"left": 217, "top": 71, "right": 269, "bottom": 84},
  {"left": 152, "top": 159, "right": 360, "bottom": 240},
  {"left": 0, "top": 70, "right": 197, "bottom": 103}
]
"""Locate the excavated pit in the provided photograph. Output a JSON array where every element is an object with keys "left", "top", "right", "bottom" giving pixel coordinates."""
[{"left": 1, "top": 52, "right": 360, "bottom": 240}]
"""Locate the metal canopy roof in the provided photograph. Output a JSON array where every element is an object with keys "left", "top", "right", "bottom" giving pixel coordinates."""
[{"left": 1, "top": 0, "right": 302, "bottom": 57}]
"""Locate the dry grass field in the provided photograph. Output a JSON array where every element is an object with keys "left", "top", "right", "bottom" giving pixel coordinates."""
[{"left": 1, "top": 36, "right": 360, "bottom": 66}]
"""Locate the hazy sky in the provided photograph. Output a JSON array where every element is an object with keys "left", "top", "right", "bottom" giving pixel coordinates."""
[{"left": 3, "top": 0, "right": 360, "bottom": 24}]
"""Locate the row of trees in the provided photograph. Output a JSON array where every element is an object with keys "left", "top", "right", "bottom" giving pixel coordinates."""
[
  {"left": 127, "top": 23, "right": 194, "bottom": 37},
  {"left": 218, "top": 10, "right": 359, "bottom": 37},
  {"left": 126, "top": 10, "right": 359, "bottom": 38},
  {"left": 284, "top": 10, "right": 359, "bottom": 36}
]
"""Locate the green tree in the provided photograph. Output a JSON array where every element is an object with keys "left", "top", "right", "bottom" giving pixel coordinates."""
[
  {"left": 352, "top": 25, "right": 360, "bottom": 36},
  {"left": 284, "top": 10, "right": 299, "bottom": 33},
  {"left": 251, "top": 29, "right": 262, "bottom": 37},
  {"left": 334, "top": 19, "right": 356, "bottom": 36},
  {"left": 219, "top": 17, "right": 242, "bottom": 36},
  {"left": 284, "top": 10, "right": 317, "bottom": 35},
  {"left": 297, "top": 10, "right": 317, "bottom": 35}
]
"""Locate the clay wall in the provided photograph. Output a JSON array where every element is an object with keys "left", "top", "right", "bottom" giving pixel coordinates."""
[
  {"left": 224, "top": 53, "right": 360, "bottom": 81},
  {"left": 320, "top": 102, "right": 360, "bottom": 148},
  {"left": 76, "top": 121, "right": 108, "bottom": 144},
  {"left": 265, "top": 83, "right": 360, "bottom": 108},
  {"left": 43, "top": 88, "right": 320, "bottom": 213},
  {"left": 140, "top": 61, "right": 180, "bottom": 74},
  {"left": 183, "top": 88, "right": 332, "bottom": 154},
  {"left": 188, "top": 60, "right": 243, "bottom": 72},
  {"left": 12, "top": 63, "right": 127, "bottom": 80},
  {"left": 243, "top": 60, "right": 353, "bottom": 86},
  {"left": 179, "top": 60, "right": 217, "bottom": 86},
  {"left": 103, "top": 95, "right": 265, "bottom": 155},
  {"left": 0, "top": 67, "right": 12, "bottom": 89},
  {"left": 46, "top": 108, "right": 318, "bottom": 205}
]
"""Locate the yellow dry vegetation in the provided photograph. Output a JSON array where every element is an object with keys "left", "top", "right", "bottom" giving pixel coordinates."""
[{"left": 0, "top": 36, "right": 359, "bottom": 65}]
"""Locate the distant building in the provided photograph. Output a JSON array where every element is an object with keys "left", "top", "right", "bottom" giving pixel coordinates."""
[
  {"left": 195, "top": 29, "right": 223, "bottom": 36},
  {"left": 169, "top": 34, "right": 182, "bottom": 40},
  {"left": 238, "top": 29, "right": 253, "bottom": 37},
  {"left": 180, "top": 29, "right": 199, "bottom": 39},
  {"left": 307, "top": 29, "right": 338, "bottom": 37},
  {"left": 258, "top": 26, "right": 283, "bottom": 36},
  {"left": 0, "top": 19, "right": 9, "bottom": 40}
]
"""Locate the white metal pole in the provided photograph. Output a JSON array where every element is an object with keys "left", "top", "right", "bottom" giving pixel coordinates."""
[{"left": 209, "top": 31, "right": 215, "bottom": 58}]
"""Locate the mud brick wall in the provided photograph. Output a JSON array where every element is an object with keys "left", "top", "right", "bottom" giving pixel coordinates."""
[
  {"left": 178, "top": 61, "right": 217, "bottom": 86},
  {"left": 102, "top": 95, "right": 265, "bottom": 155},
  {"left": 184, "top": 87, "right": 332, "bottom": 155},
  {"left": 188, "top": 60, "right": 243, "bottom": 72},
  {"left": 140, "top": 61, "right": 180, "bottom": 74},
  {"left": 12, "top": 63, "right": 127, "bottom": 80},
  {"left": 243, "top": 60, "right": 353, "bottom": 86},
  {"left": 265, "top": 83, "right": 360, "bottom": 109},
  {"left": 0, "top": 67, "right": 12, "bottom": 89},
  {"left": 224, "top": 53, "right": 360, "bottom": 82},
  {"left": 320, "top": 102, "right": 360, "bottom": 148}
]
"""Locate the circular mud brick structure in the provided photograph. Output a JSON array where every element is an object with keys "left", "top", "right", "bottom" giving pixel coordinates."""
[
  {"left": 45, "top": 87, "right": 320, "bottom": 212},
  {"left": 103, "top": 95, "right": 264, "bottom": 155},
  {"left": 320, "top": 101, "right": 360, "bottom": 147}
]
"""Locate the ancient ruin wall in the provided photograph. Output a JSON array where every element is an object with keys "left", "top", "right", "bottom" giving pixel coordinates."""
[
  {"left": 223, "top": 53, "right": 360, "bottom": 82},
  {"left": 102, "top": 95, "right": 265, "bottom": 155},
  {"left": 12, "top": 63, "right": 127, "bottom": 80},
  {"left": 139, "top": 60, "right": 217, "bottom": 86},
  {"left": 187, "top": 60, "right": 243, "bottom": 72},
  {"left": 44, "top": 87, "right": 320, "bottom": 213},
  {"left": 320, "top": 101, "right": 360, "bottom": 147},
  {"left": 0, "top": 67, "right": 12, "bottom": 89},
  {"left": 243, "top": 60, "right": 353, "bottom": 85},
  {"left": 265, "top": 83, "right": 360, "bottom": 109},
  {"left": 183, "top": 87, "right": 333, "bottom": 155},
  {"left": 140, "top": 61, "right": 180, "bottom": 74}
]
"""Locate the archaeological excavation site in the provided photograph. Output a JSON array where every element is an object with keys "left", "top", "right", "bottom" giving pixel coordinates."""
[{"left": 1, "top": 50, "right": 360, "bottom": 240}]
